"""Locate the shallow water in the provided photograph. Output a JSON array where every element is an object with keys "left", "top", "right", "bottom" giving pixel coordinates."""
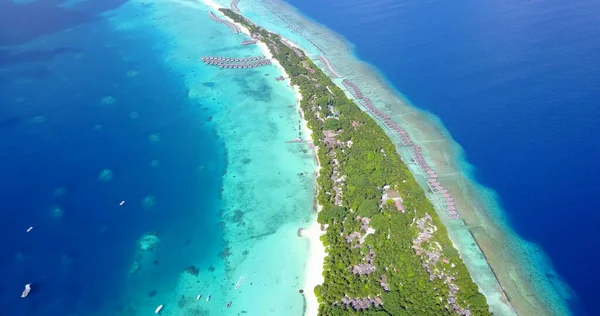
[{"left": 1, "top": 0, "right": 315, "bottom": 315}]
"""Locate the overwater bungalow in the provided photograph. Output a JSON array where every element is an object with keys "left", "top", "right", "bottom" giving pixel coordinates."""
[
  {"left": 342, "top": 79, "right": 364, "bottom": 99},
  {"left": 318, "top": 55, "right": 341, "bottom": 78}
]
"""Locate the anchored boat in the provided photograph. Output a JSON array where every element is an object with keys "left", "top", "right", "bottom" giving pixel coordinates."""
[{"left": 21, "top": 284, "right": 31, "bottom": 298}]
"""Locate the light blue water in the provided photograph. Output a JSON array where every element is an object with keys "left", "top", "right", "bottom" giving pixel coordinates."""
[{"left": 1, "top": 0, "right": 315, "bottom": 315}]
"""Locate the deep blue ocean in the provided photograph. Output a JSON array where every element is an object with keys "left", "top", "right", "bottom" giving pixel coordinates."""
[
  {"left": 285, "top": 0, "right": 600, "bottom": 314},
  {"left": 0, "top": 0, "right": 224, "bottom": 315}
]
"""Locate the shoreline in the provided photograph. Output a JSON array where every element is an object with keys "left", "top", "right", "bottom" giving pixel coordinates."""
[
  {"left": 199, "top": 2, "right": 566, "bottom": 316},
  {"left": 343, "top": 58, "right": 566, "bottom": 315},
  {"left": 201, "top": 2, "right": 327, "bottom": 315},
  {"left": 236, "top": 2, "right": 575, "bottom": 314},
  {"left": 293, "top": 80, "right": 324, "bottom": 316},
  {"left": 337, "top": 69, "right": 520, "bottom": 314}
]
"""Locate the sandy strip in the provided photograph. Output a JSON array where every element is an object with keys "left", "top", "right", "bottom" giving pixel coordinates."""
[
  {"left": 201, "top": 1, "right": 326, "bottom": 315},
  {"left": 301, "top": 218, "right": 326, "bottom": 316}
]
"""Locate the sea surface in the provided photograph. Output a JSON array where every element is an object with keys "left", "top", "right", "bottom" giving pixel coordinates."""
[
  {"left": 0, "top": 0, "right": 315, "bottom": 315},
  {"left": 3, "top": 0, "right": 599, "bottom": 315},
  {"left": 277, "top": 0, "right": 600, "bottom": 314}
]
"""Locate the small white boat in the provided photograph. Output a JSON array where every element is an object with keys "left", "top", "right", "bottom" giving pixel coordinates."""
[
  {"left": 26, "top": 227, "right": 33, "bottom": 233},
  {"left": 21, "top": 284, "right": 31, "bottom": 298},
  {"left": 206, "top": 295, "right": 211, "bottom": 302},
  {"left": 155, "top": 305, "right": 163, "bottom": 314},
  {"left": 196, "top": 294, "right": 201, "bottom": 300},
  {"left": 119, "top": 200, "right": 125, "bottom": 206}
]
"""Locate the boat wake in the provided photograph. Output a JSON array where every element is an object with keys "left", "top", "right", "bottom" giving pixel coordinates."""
[{"left": 235, "top": 274, "right": 247, "bottom": 289}]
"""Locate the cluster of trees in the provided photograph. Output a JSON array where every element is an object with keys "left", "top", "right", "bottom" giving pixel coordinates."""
[{"left": 221, "top": 9, "right": 491, "bottom": 316}]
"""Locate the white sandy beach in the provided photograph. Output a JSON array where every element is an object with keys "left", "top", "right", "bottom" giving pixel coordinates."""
[
  {"left": 292, "top": 74, "right": 324, "bottom": 316},
  {"left": 295, "top": 83, "right": 324, "bottom": 316},
  {"left": 201, "top": 2, "right": 327, "bottom": 315},
  {"left": 302, "top": 220, "right": 326, "bottom": 316}
]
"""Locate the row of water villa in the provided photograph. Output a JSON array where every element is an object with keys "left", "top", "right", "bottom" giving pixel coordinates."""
[
  {"left": 342, "top": 78, "right": 460, "bottom": 220},
  {"left": 319, "top": 55, "right": 341, "bottom": 78},
  {"left": 202, "top": 56, "right": 266, "bottom": 62},
  {"left": 201, "top": 55, "right": 272, "bottom": 69},
  {"left": 342, "top": 79, "right": 363, "bottom": 99},
  {"left": 208, "top": 11, "right": 240, "bottom": 34},
  {"left": 230, "top": 0, "right": 241, "bottom": 13}
]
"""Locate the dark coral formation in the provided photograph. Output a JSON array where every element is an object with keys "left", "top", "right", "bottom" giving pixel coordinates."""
[
  {"left": 220, "top": 247, "right": 231, "bottom": 258},
  {"left": 185, "top": 265, "right": 200, "bottom": 276}
]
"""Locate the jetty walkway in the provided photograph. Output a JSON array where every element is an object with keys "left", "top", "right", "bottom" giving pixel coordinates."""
[
  {"left": 201, "top": 55, "right": 272, "bottom": 69},
  {"left": 285, "top": 138, "right": 312, "bottom": 144},
  {"left": 241, "top": 39, "right": 257, "bottom": 45},
  {"left": 341, "top": 79, "right": 460, "bottom": 219},
  {"left": 319, "top": 55, "right": 341, "bottom": 78},
  {"left": 208, "top": 12, "right": 240, "bottom": 34}
]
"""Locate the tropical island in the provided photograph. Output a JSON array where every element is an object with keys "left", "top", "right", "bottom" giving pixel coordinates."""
[{"left": 220, "top": 8, "right": 491, "bottom": 315}]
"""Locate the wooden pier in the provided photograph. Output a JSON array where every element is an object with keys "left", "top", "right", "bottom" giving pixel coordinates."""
[
  {"left": 208, "top": 11, "right": 241, "bottom": 34},
  {"left": 285, "top": 138, "right": 313, "bottom": 144}
]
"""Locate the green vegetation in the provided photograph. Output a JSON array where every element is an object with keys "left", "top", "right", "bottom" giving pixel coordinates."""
[{"left": 220, "top": 9, "right": 491, "bottom": 316}]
